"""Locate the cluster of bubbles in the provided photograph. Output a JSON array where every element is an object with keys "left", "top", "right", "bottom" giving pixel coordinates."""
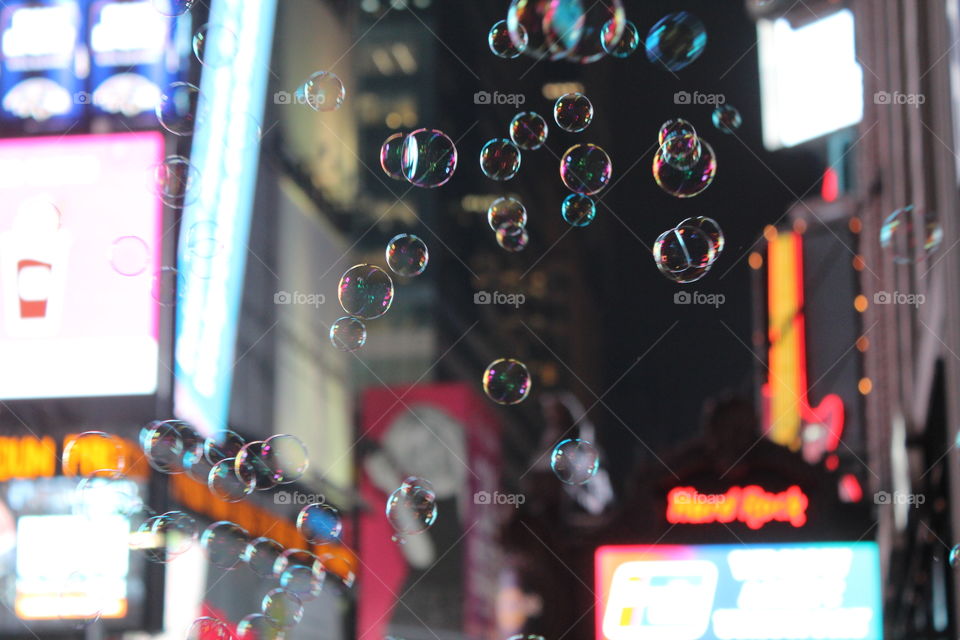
[
  {"left": 653, "top": 217, "right": 725, "bottom": 284},
  {"left": 385, "top": 476, "right": 439, "bottom": 544},
  {"left": 653, "top": 118, "right": 717, "bottom": 198},
  {"left": 331, "top": 264, "right": 394, "bottom": 352},
  {"left": 381, "top": 129, "right": 458, "bottom": 188},
  {"left": 880, "top": 205, "right": 943, "bottom": 264},
  {"left": 487, "top": 196, "right": 530, "bottom": 253}
]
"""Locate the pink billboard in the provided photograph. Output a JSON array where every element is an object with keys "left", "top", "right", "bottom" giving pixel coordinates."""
[{"left": 0, "top": 132, "right": 164, "bottom": 399}]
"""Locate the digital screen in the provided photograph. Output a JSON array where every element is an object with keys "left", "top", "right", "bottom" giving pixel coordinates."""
[
  {"left": 0, "top": 132, "right": 164, "bottom": 399},
  {"left": 595, "top": 543, "right": 882, "bottom": 640}
]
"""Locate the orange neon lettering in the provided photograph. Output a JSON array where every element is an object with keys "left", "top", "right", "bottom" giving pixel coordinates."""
[{"left": 666, "top": 485, "right": 808, "bottom": 529}]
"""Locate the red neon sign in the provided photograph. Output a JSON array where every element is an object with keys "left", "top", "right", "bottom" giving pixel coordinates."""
[{"left": 666, "top": 485, "right": 809, "bottom": 529}]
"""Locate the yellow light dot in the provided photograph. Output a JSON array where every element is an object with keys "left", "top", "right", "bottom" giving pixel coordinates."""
[
  {"left": 852, "top": 255, "right": 865, "bottom": 271},
  {"left": 385, "top": 112, "right": 403, "bottom": 128},
  {"left": 763, "top": 225, "right": 778, "bottom": 242},
  {"left": 854, "top": 295, "right": 868, "bottom": 312},
  {"left": 792, "top": 218, "right": 808, "bottom": 234},
  {"left": 856, "top": 336, "right": 869, "bottom": 352},
  {"left": 748, "top": 252, "right": 764, "bottom": 270},
  {"left": 849, "top": 217, "right": 862, "bottom": 234},
  {"left": 858, "top": 377, "right": 873, "bottom": 395}
]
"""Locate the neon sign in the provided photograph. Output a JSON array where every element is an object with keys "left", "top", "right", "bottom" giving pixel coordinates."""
[{"left": 666, "top": 485, "right": 808, "bottom": 529}]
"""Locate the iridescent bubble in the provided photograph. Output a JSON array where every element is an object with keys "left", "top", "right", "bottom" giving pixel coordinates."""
[
  {"left": 131, "top": 514, "right": 164, "bottom": 562},
  {"left": 653, "top": 138, "right": 716, "bottom": 198},
  {"left": 482, "top": 358, "right": 532, "bottom": 405},
  {"left": 386, "top": 478, "right": 438, "bottom": 539},
  {"left": 496, "top": 222, "right": 529, "bottom": 252},
  {"left": 153, "top": 155, "right": 201, "bottom": 208},
  {"left": 386, "top": 233, "right": 429, "bottom": 277},
  {"left": 653, "top": 225, "right": 717, "bottom": 273},
  {"left": 208, "top": 457, "right": 255, "bottom": 502},
  {"left": 480, "top": 138, "right": 522, "bottom": 181},
  {"left": 561, "top": 194, "right": 596, "bottom": 227},
  {"left": 510, "top": 112, "right": 549, "bottom": 151},
  {"left": 880, "top": 205, "right": 943, "bottom": 264},
  {"left": 296, "top": 71, "right": 345, "bottom": 112},
  {"left": 660, "top": 133, "right": 702, "bottom": 171},
  {"left": 273, "top": 549, "right": 325, "bottom": 600},
  {"left": 330, "top": 316, "right": 367, "bottom": 351},
  {"left": 550, "top": 438, "right": 599, "bottom": 485},
  {"left": 183, "top": 449, "right": 215, "bottom": 484},
  {"left": 950, "top": 544, "right": 960, "bottom": 568},
  {"left": 680, "top": 216, "right": 724, "bottom": 262},
  {"left": 152, "top": 511, "right": 198, "bottom": 560},
  {"left": 237, "top": 613, "right": 286, "bottom": 640},
  {"left": 297, "top": 503, "right": 342, "bottom": 544},
  {"left": 143, "top": 420, "right": 185, "bottom": 474},
  {"left": 402, "top": 128, "right": 458, "bottom": 188},
  {"left": 560, "top": 143, "right": 612, "bottom": 195},
  {"left": 63, "top": 431, "right": 126, "bottom": 476},
  {"left": 657, "top": 260, "right": 711, "bottom": 284},
  {"left": 111, "top": 236, "right": 150, "bottom": 277},
  {"left": 187, "top": 617, "right": 232, "bottom": 640},
  {"left": 193, "top": 24, "right": 238, "bottom": 68},
  {"left": 236, "top": 441, "right": 279, "bottom": 491},
  {"left": 260, "top": 434, "right": 309, "bottom": 484},
  {"left": 554, "top": 93, "right": 593, "bottom": 132},
  {"left": 204, "top": 430, "right": 246, "bottom": 464},
  {"left": 488, "top": 197, "right": 527, "bottom": 231},
  {"left": 186, "top": 221, "right": 222, "bottom": 260},
  {"left": 338, "top": 264, "right": 395, "bottom": 319},
  {"left": 712, "top": 104, "right": 742, "bottom": 133},
  {"left": 555, "top": 0, "right": 625, "bottom": 63},
  {"left": 602, "top": 19, "right": 638, "bottom": 57},
  {"left": 152, "top": 0, "right": 195, "bottom": 17},
  {"left": 380, "top": 132, "right": 406, "bottom": 180},
  {"left": 156, "top": 82, "right": 203, "bottom": 136},
  {"left": 645, "top": 11, "right": 707, "bottom": 71},
  {"left": 658, "top": 118, "right": 697, "bottom": 145},
  {"left": 244, "top": 537, "right": 285, "bottom": 579},
  {"left": 507, "top": 0, "right": 575, "bottom": 60},
  {"left": 201, "top": 521, "right": 249, "bottom": 570},
  {"left": 262, "top": 588, "right": 304, "bottom": 629},
  {"left": 490, "top": 19, "right": 527, "bottom": 58}
]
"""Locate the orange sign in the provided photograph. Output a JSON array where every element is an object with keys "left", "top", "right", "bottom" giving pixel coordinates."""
[
  {"left": 666, "top": 485, "right": 809, "bottom": 529},
  {"left": 0, "top": 434, "right": 146, "bottom": 481}
]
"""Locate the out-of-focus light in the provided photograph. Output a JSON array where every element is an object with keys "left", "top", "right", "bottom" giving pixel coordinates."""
[
  {"left": 461, "top": 194, "right": 502, "bottom": 213},
  {"left": 822, "top": 167, "right": 839, "bottom": 202},
  {"left": 854, "top": 295, "right": 868, "bottom": 312},
  {"left": 401, "top": 109, "right": 417, "bottom": 127},
  {"left": 838, "top": 473, "right": 863, "bottom": 503},
  {"left": 391, "top": 43, "right": 417, "bottom": 74},
  {"left": 848, "top": 216, "right": 862, "bottom": 233},
  {"left": 542, "top": 82, "right": 585, "bottom": 100},
  {"left": 763, "top": 225, "right": 778, "bottom": 242},
  {"left": 858, "top": 377, "right": 872, "bottom": 395},
  {"left": 390, "top": 0, "right": 409, "bottom": 9},
  {"left": 825, "top": 454, "right": 839, "bottom": 471},
  {"left": 856, "top": 335, "right": 869, "bottom": 352},
  {"left": 361, "top": 0, "right": 380, "bottom": 13},
  {"left": 792, "top": 218, "right": 807, "bottom": 234},
  {"left": 852, "top": 255, "right": 865, "bottom": 271},
  {"left": 371, "top": 48, "right": 396, "bottom": 75},
  {"left": 385, "top": 112, "right": 402, "bottom": 128},
  {"left": 749, "top": 252, "right": 764, "bottom": 270},
  {"left": 413, "top": 0, "right": 431, "bottom": 7}
]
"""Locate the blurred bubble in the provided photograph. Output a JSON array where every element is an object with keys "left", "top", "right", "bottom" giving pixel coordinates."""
[
  {"left": 560, "top": 143, "right": 612, "bottom": 195},
  {"left": 496, "top": 222, "right": 529, "bottom": 252},
  {"left": 386, "top": 478, "right": 438, "bottom": 540},
  {"left": 193, "top": 24, "right": 238, "bottom": 68},
  {"left": 561, "top": 194, "right": 596, "bottom": 227},
  {"left": 603, "top": 19, "right": 638, "bottom": 57},
  {"left": 386, "top": 233, "right": 429, "bottom": 277},
  {"left": 551, "top": 438, "right": 599, "bottom": 484},
  {"left": 330, "top": 316, "right": 367, "bottom": 351},
  {"left": 380, "top": 132, "right": 407, "bottom": 180},
  {"left": 237, "top": 613, "right": 286, "bottom": 640},
  {"left": 153, "top": 155, "right": 201, "bottom": 208},
  {"left": 880, "top": 205, "right": 942, "bottom": 263},
  {"left": 483, "top": 358, "right": 531, "bottom": 405},
  {"left": 262, "top": 589, "right": 303, "bottom": 629},
  {"left": 296, "top": 71, "right": 345, "bottom": 112},
  {"left": 645, "top": 11, "right": 707, "bottom": 71},
  {"left": 244, "top": 537, "right": 285, "bottom": 578},
  {"left": 187, "top": 617, "right": 233, "bottom": 640},
  {"left": 63, "top": 431, "right": 126, "bottom": 476},
  {"left": 654, "top": 225, "right": 717, "bottom": 274},
  {"left": 507, "top": 0, "right": 573, "bottom": 60},
  {"left": 338, "top": 264, "right": 395, "bottom": 319},
  {"left": 488, "top": 197, "right": 527, "bottom": 231},
  {"left": 657, "top": 261, "right": 711, "bottom": 284},
  {"left": 156, "top": 82, "right": 203, "bottom": 136},
  {"left": 110, "top": 236, "right": 150, "bottom": 276},
  {"left": 712, "top": 104, "right": 742, "bottom": 134},
  {"left": 152, "top": 510, "right": 198, "bottom": 560},
  {"left": 680, "top": 216, "right": 725, "bottom": 261},
  {"left": 551, "top": 0, "right": 625, "bottom": 63},
  {"left": 143, "top": 420, "right": 185, "bottom": 474},
  {"left": 653, "top": 138, "right": 716, "bottom": 198},
  {"left": 480, "top": 138, "right": 522, "bottom": 181},
  {"left": 73, "top": 471, "right": 143, "bottom": 519},
  {"left": 185, "top": 221, "right": 222, "bottom": 260},
  {"left": 236, "top": 441, "right": 279, "bottom": 491},
  {"left": 152, "top": 0, "right": 195, "bottom": 16},
  {"left": 950, "top": 544, "right": 960, "bottom": 568},
  {"left": 184, "top": 449, "right": 215, "bottom": 484},
  {"left": 261, "top": 434, "right": 309, "bottom": 484},
  {"left": 130, "top": 514, "right": 164, "bottom": 562},
  {"left": 659, "top": 118, "right": 697, "bottom": 145},
  {"left": 402, "top": 128, "right": 458, "bottom": 188},
  {"left": 208, "top": 457, "right": 255, "bottom": 502},
  {"left": 660, "top": 133, "right": 702, "bottom": 171},
  {"left": 297, "top": 503, "right": 342, "bottom": 544},
  {"left": 274, "top": 549, "right": 325, "bottom": 600},
  {"left": 510, "top": 112, "right": 548, "bottom": 151},
  {"left": 201, "top": 521, "right": 250, "bottom": 570},
  {"left": 204, "top": 430, "right": 246, "bottom": 464},
  {"left": 490, "top": 19, "right": 527, "bottom": 58},
  {"left": 554, "top": 93, "right": 593, "bottom": 132}
]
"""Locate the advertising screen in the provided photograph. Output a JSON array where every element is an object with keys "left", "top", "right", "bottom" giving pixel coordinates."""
[
  {"left": 0, "top": 131, "right": 164, "bottom": 399},
  {"left": 595, "top": 543, "right": 882, "bottom": 640}
]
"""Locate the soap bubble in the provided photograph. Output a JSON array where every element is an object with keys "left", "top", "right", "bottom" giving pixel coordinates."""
[
  {"left": 262, "top": 588, "right": 304, "bottom": 628},
  {"left": 488, "top": 197, "right": 527, "bottom": 231},
  {"left": 208, "top": 458, "right": 255, "bottom": 502},
  {"left": 330, "top": 316, "right": 367, "bottom": 351},
  {"left": 244, "top": 537, "right": 284, "bottom": 578},
  {"left": 386, "top": 477, "right": 438, "bottom": 540},
  {"left": 204, "top": 430, "right": 246, "bottom": 464},
  {"left": 235, "top": 441, "right": 279, "bottom": 490},
  {"left": 156, "top": 82, "right": 204, "bottom": 136},
  {"left": 237, "top": 613, "right": 286, "bottom": 640},
  {"left": 143, "top": 420, "right": 185, "bottom": 474},
  {"left": 950, "top": 544, "right": 960, "bottom": 568},
  {"left": 296, "top": 71, "right": 345, "bottom": 111},
  {"left": 560, "top": 143, "right": 612, "bottom": 195},
  {"left": 880, "top": 205, "right": 942, "bottom": 264},
  {"left": 712, "top": 104, "right": 742, "bottom": 133},
  {"left": 561, "top": 194, "right": 596, "bottom": 227},
  {"left": 554, "top": 93, "right": 593, "bottom": 132},
  {"left": 153, "top": 155, "right": 201, "bottom": 208},
  {"left": 653, "top": 138, "right": 716, "bottom": 198},
  {"left": 402, "top": 128, "right": 458, "bottom": 188},
  {"left": 659, "top": 118, "right": 697, "bottom": 145},
  {"left": 260, "top": 434, "right": 309, "bottom": 484},
  {"left": 152, "top": 511, "right": 198, "bottom": 560},
  {"left": 550, "top": 438, "right": 599, "bottom": 484},
  {"left": 63, "top": 431, "right": 126, "bottom": 476},
  {"left": 273, "top": 549, "right": 325, "bottom": 600},
  {"left": 510, "top": 112, "right": 549, "bottom": 151},
  {"left": 480, "top": 138, "right": 522, "bottom": 181},
  {"left": 602, "top": 19, "right": 638, "bottom": 57},
  {"left": 386, "top": 233, "right": 429, "bottom": 277},
  {"left": 536, "top": 0, "right": 626, "bottom": 63},
  {"left": 496, "top": 222, "right": 529, "bottom": 252},
  {"left": 506, "top": 0, "right": 574, "bottom": 60},
  {"left": 660, "top": 133, "right": 702, "bottom": 171},
  {"left": 653, "top": 225, "right": 717, "bottom": 274},
  {"left": 297, "top": 503, "right": 342, "bottom": 543},
  {"left": 380, "top": 132, "right": 406, "bottom": 180},
  {"left": 187, "top": 617, "right": 233, "bottom": 640},
  {"left": 483, "top": 358, "right": 532, "bottom": 405},
  {"left": 645, "top": 11, "right": 707, "bottom": 71},
  {"left": 490, "top": 20, "right": 527, "bottom": 58},
  {"left": 680, "top": 216, "right": 724, "bottom": 260},
  {"left": 193, "top": 24, "right": 238, "bottom": 68},
  {"left": 201, "top": 521, "right": 249, "bottom": 570},
  {"left": 338, "top": 264, "right": 394, "bottom": 319}
]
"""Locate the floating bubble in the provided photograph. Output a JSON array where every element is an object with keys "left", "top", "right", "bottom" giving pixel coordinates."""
[
  {"left": 659, "top": 118, "right": 697, "bottom": 145},
  {"left": 63, "top": 431, "right": 126, "bottom": 476},
  {"left": 490, "top": 20, "right": 527, "bottom": 58},
  {"left": 201, "top": 521, "right": 249, "bottom": 570},
  {"left": 653, "top": 225, "right": 717, "bottom": 274},
  {"left": 712, "top": 104, "right": 742, "bottom": 134},
  {"left": 244, "top": 537, "right": 285, "bottom": 578},
  {"left": 208, "top": 458, "right": 255, "bottom": 502},
  {"left": 480, "top": 138, "right": 522, "bottom": 181},
  {"left": 561, "top": 194, "right": 596, "bottom": 227},
  {"left": 402, "top": 128, "right": 458, "bottom": 188},
  {"left": 187, "top": 617, "right": 233, "bottom": 640},
  {"left": 496, "top": 222, "right": 529, "bottom": 252},
  {"left": 183, "top": 449, "right": 215, "bottom": 484},
  {"left": 554, "top": 93, "right": 593, "bottom": 132},
  {"left": 152, "top": 511, "right": 198, "bottom": 560},
  {"left": 261, "top": 434, "right": 309, "bottom": 484},
  {"left": 297, "top": 71, "right": 345, "bottom": 112},
  {"left": 483, "top": 358, "right": 532, "bottom": 405},
  {"left": 330, "top": 316, "right": 367, "bottom": 351},
  {"left": 143, "top": 421, "right": 185, "bottom": 474},
  {"left": 73, "top": 471, "right": 143, "bottom": 519},
  {"left": 653, "top": 138, "right": 716, "bottom": 198},
  {"left": 680, "top": 216, "right": 724, "bottom": 262},
  {"left": 236, "top": 441, "right": 279, "bottom": 491},
  {"left": 386, "top": 233, "right": 429, "bottom": 277},
  {"left": 130, "top": 514, "right": 164, "bottom": 562},
  {"left": 603, "top": 19, "right": 638, "bottom": 57},
  {"left": 153, "top": 155, "right": 201, "bottom": 208},
  {"left": 274, "top": 549, "right": 325, "bottom": 600},
  {"left": 185, "top": 221, "right": 222, "bottom": 260},
  {"left": 950, "top": 544, "right": 960, "bottom": 568},
  {"left": 880, "top": 205, "right": 942, "bottom": 264},
  {"left": 151, "top": 266, "right": 183, "bottom": 307},
  {"left": 645, "top": 11, "right": 707, "bottom": 71},
  {"left": 152, "top": 0, "right": 195, "bottom": 16},
  {"left": 338, "top": 264, "right": 395, "bottom": 319},
  {"left": 193, "top": 24, "right": 238, "bottom": 68},
  {"left": 551, "top": 438, "right": 599, "bottom": 484},
  {"left": 262, "top": 589, "right": 304, "bottom": 629},
  {"left": 507, "top": 0, "right": 575, "bottom": 60},
  {"left": 656, "top": 260, "right": 711, "bottom": 284},
  {"left": 510, "top": 112, "right": 548, "bottom": 151},
  {"left": 488, "top": 197, "right": 527, "bottom": 231},
  {"left": 380, "top": 132, "right": 407, "bottom": 180},
  {"left": 110, "top": 236, "right": 150, "bottom": 277},
  {"left": 204, "top": 430, "right": 246, "bottom": 464},
  {"left": 560, "top": 143, "right": 612, "bottom": 195},
  {"left": 297, "top": 503, "right": 342, "bottom": 544},
  {"left": 552, "top": 0, "right": 626, "bottom": 63},
  {"left": 660, "top": 133, "right": 702, "bottom": 171},
  {"left": 156, "top": 82, "right": 204, "bottom": 136},
  {"left": 386, "top": 478, "right": 438, "bottom": 539},
  {"left": 237, "top": 613, "right": 286, "bottom": 640}
]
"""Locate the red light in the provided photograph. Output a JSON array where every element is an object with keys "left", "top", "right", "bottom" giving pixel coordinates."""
[
  {"left": 666, "top": 485, "right": 808, "bottom": 529},
  {"left": 838, "top": 473, "right": 863, "bottom": 503},
  {"left": 822, "top": 168, "right": 839, "bottom": 202},
  {"left": 825, "top": 454, "right": 839, "bottom": 471}
]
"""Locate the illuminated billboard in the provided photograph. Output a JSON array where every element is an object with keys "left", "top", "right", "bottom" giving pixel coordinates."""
[
  {"left": 0, "top": 131, "right": 164, "bottom": 399},
  {"left": 595, "top": 543, "right": 882, "bottom": 640}
]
